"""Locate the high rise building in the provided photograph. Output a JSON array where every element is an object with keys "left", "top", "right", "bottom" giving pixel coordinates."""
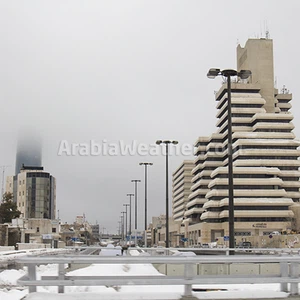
[
  {"left": 172, "top": 160, "right": 193, "bottom": 222},
  {"left": 185, "top": 38, "right": 300, "bottom": 244},
  {"left": 6, "top": 165, "right": 56, "bottom": 220},
  {"left": 15, "top": 130, "right": 42, "bottom": 175}
]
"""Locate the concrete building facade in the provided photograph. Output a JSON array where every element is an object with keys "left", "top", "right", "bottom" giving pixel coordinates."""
[
  {"left": 6, "top": 165, "right": 56, "bottom": 220},
  {"left": 172, "top": 160, "right": 194, "bottom": 223},
  {"left": 185, "top": 38, "right": 300, "bottom": 244}
]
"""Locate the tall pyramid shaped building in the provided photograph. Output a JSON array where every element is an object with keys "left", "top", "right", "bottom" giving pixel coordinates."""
[{"left": 184, "top": 38, "right": 300, "bottom": 243}]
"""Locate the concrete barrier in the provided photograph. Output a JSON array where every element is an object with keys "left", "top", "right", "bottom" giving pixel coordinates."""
[
  {"left": 0, "top": 246, "right": 15, "bottom": 252},
  {"left": 17, "top": 243, "right": 51, "bottom": 250},
  {"left": 155, "top": 262, "right": 280, "bottom": 276}
]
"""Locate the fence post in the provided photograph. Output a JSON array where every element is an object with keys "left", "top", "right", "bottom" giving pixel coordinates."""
[
  {"left": 58, "top": 263, "right": 65, "bottom": 293},
  {"left": 28, "top": 263, "right": 37, "bottom": 293},
  {"left": 280, "top": 260, "right": 289, "bottom": 292},
  {"left": 290, "top": 262, "right": 299, "bottom": 295},
  {"left": 183, "top": 262, "right": 194, "bottom": 297}
]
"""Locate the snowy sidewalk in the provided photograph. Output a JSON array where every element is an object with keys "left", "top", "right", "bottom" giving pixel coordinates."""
[{"left": 21, "top": 290, "right": 291, "bottom": 300}]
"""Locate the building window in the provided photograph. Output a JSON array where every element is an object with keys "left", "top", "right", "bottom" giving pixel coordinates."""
[
  {"left": 22, "top": 191, "right": 24, "bottom": 195},
  {"left": 19, "top": 181, "right": 21, "bottom": 185},
  {"left": 52, "top": 228, "right": 56, "bottom": 233},
  {"left": 23, "top": 180, "right": 25, "bottom": 184},
  {"left": 37, "top": 227, "right": 40, "bottom": 233},
  {"left": 19, "top": 192, "right": 21, "bottom": 196},
  {"left": 22, "top": 202, "right": 24, "bottom": 207}
]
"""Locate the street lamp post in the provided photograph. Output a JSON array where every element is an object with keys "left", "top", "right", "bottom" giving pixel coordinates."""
[
  {"left": 156, "top": 140, "right": 178, "bottom": 248},
  {"left": 121, "top": 211, "right": 126, "bottom": 243},
  {"left": 118, "top": 221, "right": 122, "bottom": 236},
  {"left": 120, "top": 214, "right": 125, "bottom": 243},
  {"left": 126, "top": 193, "right": 134, "bottom": 237},
  {"left": 123, "top": 204, "right": 130, "bottom": 239},
  {"left": 207, "top": 68, "right": 251, "bottom": 254},
  {"left": 131, "top": 179, "right": 141, "bottom": 245},
  {"left": 139, "top": 162, "right": 153, "bottom": 247}
]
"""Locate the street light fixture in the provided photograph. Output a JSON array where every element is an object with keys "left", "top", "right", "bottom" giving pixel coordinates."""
[
  {"left": 139, "top": 162, "right": 153, "bottom": 247},
  {"left": 126, "top": 193, "right": 134, "bottom": 236},
  {"left": 121, "top": 211, "right": 127, "bottom": 241},
  {"left": 123, "top": 203, "right": 130, "bottom": 238},
  {"left": 121, "top": 213, "right": 126, "bottom": 243},
  {"left": 156, "top": 140, "right": 178, "bottom": 248},
  {"left": 118, "top": 221, "right": 122, "bottom": 236},
  {"left": 131, "top": 180, "right": 141, "bottom": 231},
  {"left": 207, "top": 68, "right": 251, "bottom": 254}
]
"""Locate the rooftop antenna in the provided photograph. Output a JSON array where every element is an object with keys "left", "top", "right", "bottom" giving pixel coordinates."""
[
  {"left": 260, "top": 22, "right": 262, "bottom": 38},
  {"left": 265, "top": 20, "right": 270, "bottom": 39},
  {"left": 281, "top": 85, "right": 289, "bottom": 94}
]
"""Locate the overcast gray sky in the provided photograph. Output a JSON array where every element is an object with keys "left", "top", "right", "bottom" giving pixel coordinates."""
[{"left": 1, "top": 0, "right": 300, "bottom": 233}]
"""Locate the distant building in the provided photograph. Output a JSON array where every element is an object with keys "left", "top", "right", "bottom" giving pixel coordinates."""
[
  {"left": 151, "top": 214, "right": 181, "bottom": 247},
  {"left": 75, "top": 215, "right": 84, "bottom": 225},
  {"left": 172, "top": 160, "right": 193, "bottom": 222},
  {"left": 91, "top": 224, "right": 100, "bottom": 240},
  {"left": 6, "top": 165, "right": 56, "bottom": 220},
  {"left": 12, "top": 218, "right": 60, "bottom": 245}
]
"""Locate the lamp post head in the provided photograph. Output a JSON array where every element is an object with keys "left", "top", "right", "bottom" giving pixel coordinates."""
[
  {"left": 172, "top": 141, "right": 178, "bottom": 145},
  {"left": 140, "top": 162, "right": 153, "bottom": 166},
  {"left": 207, "top": 68, "right": 220, "bottom": 79},
  {"left": 238, "top": 69, "right": 252, "bottom": 79},
  {"left": 208, "top": 68, "right": 251, "bottom": 80},
  {"left": 156, "top": 140, "right": 162, "bottom": 145}
]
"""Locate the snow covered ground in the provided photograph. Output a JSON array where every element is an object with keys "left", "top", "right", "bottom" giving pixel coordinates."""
[{"left": 0, "top": 246, "right": 292, "bottom": 300}]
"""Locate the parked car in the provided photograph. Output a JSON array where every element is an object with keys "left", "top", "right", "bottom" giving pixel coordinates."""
[
  {"left": 271, "top": 231, "right": 281, "bottom": 235},
  {"left": 237, "top": 241, "right": 252, "bottom": 248}
]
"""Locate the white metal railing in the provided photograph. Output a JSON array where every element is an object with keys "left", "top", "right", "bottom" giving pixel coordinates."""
[
  {"left": 16, "top": 253, "right": 300, "bottom": 296},
  {"left": 65, "top": 245, "right": 300, "bottom": 256}
]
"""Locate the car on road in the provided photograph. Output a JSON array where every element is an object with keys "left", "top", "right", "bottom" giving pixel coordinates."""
[{"left": 237, "top": 241, "right": 252, "bottom": 248}]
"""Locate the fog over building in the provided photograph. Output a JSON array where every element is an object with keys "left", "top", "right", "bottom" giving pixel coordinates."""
[
  {"left": 15, "top": 130, "right": 42, "bottom": 175},
  {"left": 178, "top": 38, "right": 300, "bottom": 245},
  {"left": 5, "top": 129, "right": 56, "bottom": 220}
]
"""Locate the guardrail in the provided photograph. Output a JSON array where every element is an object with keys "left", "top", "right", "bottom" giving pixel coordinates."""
[
  {"left": 17, "top": 253, "right": 300, "bottom": 297},
  {"left": 66, "top": 245, "right": 300, "bottom": 256}
]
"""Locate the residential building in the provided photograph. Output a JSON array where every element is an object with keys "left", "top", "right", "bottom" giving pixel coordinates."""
[{"left": 186, "top": 38, "right": 300, "bottom": 244}]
